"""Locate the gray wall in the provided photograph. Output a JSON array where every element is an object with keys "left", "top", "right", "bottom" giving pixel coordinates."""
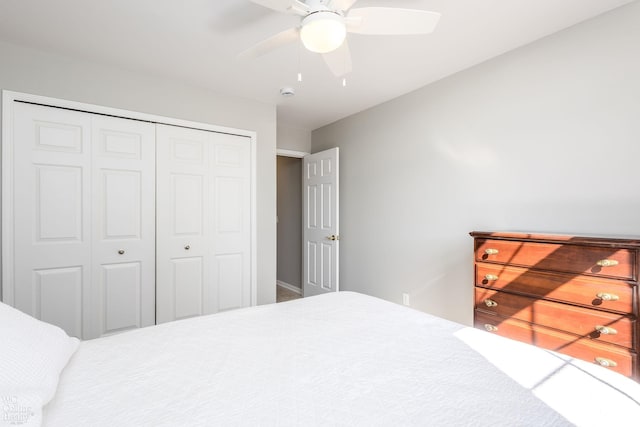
[
  {"left": 312, "top": 2, "right": 640, "bottom": 325},
  {"left": 0, "top": 40, "right": 277, "bottom": 305},
  {"left": 277, "top": 124, "right": 311, "bottom": 153},
  {"left": 276, "top": 156, "right": 302, "bottom": 289}
]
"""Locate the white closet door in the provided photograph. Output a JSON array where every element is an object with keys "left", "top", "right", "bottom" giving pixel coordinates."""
[
  {"left": 90, "top": 115, "right": 156, "bottom": 337},
  {"left": 12, "top": 103, "right": 92, "bottom": 338},
  {"left": 156, "top": 125, "right": 251, "bottom": 323},
  {"left": 156, "top": 125, "right": 211, "bottom": 323},
  {"left": 210, "top": 133, "right": 252, "bottom": 311}
]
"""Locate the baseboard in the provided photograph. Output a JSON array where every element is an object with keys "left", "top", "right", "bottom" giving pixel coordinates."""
[{"left": 276, "top": 280, "right": 302, "bottom": 295}]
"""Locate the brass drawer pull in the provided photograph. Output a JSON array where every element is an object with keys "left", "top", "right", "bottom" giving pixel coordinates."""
[
  {"left": 595, "top": 325, "right": 618, "bottom": 335},
  {"left": 484, "top": 274, "right": 499, "bottom": 281},
  {"left": 595, "top": 357, "right": 617, "bottom": 368},
  {"left": 484, "top": 324, "right": 498, "bottom": 332},
  {"left": 596, "top": 292, "right": 619, "bottom": 302},
  {"left": 484, "top": 299, "right": 498, "bottom": 308},
  {"left": 596, "top": 259, "right": 619, "bottom": 267},
  {"left": 484, "top": 248, "right": 499, "bottom": 255}
]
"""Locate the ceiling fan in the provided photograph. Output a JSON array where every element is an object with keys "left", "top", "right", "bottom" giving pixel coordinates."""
[{"left": 240, "top": 0, "right": 441, "bottom": 77}]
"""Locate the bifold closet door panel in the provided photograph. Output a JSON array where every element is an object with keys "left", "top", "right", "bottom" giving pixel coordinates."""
[
  {"left": 10, "top": 103, "right": 156, "bottom": 339},
  {"left": 209, "top": 132, "right": 251, "bottom": 312},
  {"left": 156, "top": 125, "right": 251, "bottom": 324},
  {"left": 12, "top": 103, "right": 92, "bottom": 338},
  {"left": 90, "top": 115, "right": 156, "bottom": 337},
  {"left": 8, "top": 99, "right": 252, "bottom": 337},
  {"left": 156, "top": 124, "right": 211, "bottom": 323}
]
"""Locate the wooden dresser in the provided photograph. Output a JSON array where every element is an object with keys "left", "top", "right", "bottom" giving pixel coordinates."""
[{"left": 470, "top": 231, "right": 640, "bottom": 379}]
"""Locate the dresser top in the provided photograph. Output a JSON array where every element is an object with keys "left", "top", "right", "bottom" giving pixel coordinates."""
[{"left": 470, "top": 231, "right": 640, "bottom": 248}]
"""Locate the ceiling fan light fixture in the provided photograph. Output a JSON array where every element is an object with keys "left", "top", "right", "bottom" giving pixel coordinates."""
[{"left": 300, "top": 11, "right": 346, "bottom": 54}]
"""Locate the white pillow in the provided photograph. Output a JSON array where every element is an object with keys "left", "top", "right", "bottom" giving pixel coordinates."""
[{"left": 0, "top": 301, "right": 79, "bottom": 427}]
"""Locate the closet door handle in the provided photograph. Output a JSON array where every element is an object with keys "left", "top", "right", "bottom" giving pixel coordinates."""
[
  {"left": 184, "top": 245, "right": 191, "bottom": 250},
  {"left": 118, "top": 249, "right": 125, "bottom": 255}
]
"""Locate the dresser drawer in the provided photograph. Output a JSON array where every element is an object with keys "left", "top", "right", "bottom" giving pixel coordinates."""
[
  {"left": 475, "top": 239, "right": 636, "bottom": 280},
  {"left": 475, "top": 263, "right": 635, "bottom": 314},
  {"left": 475, "top": 311, "right": 635, "bottom": 377},
  {"left": 475, "top": 288, "right": 636, "bottom": 349}
]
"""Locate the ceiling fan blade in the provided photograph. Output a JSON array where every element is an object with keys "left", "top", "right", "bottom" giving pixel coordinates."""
[
  {"left": 346, "top": 7, "right": 441, "bottom": 35},
  {"left": 330, "top": 0, "right": 359, "bottom": 12},
  {"left": 249, "top": 0, "right": 293, "bottom": 13},
  {"left": 238, "top": 27, "right": 300, "bottom": 60},
  {"left": 250, "top": 0, "right": 309, "bottom": 15},
  {"left": 322, "top": 41, "right": 352, "bottom": 77}
]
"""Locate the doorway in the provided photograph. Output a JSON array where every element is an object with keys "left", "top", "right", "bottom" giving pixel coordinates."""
[{"left": 276, "top": 153, "right": 304, "bottom": 302}]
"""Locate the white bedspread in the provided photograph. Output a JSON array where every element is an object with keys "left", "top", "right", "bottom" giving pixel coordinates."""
[{"left": 44, "top": 292, "right": 640, "bottom": 426}]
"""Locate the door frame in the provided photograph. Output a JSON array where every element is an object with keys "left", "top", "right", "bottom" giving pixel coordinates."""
[
  {"left": 276, "top": 149, "right": 309, "bottom": 158},
  {"left": 275, "top": 149, "right": 309, "bottom": 297},
  {"left": 1, "top": 90, "right": 257, "bottom": 306}
]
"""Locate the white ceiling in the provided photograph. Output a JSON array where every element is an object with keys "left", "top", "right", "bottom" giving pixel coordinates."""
[{"left": 0, "top": 0, "right": 634, "bottom": 130}]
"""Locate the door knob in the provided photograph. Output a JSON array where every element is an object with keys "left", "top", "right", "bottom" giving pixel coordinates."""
[
  {"left": 184, "top": 245, "right": 191, "bottom": 250},
  {"left": 118, "top": 249, "right": 125, "bottom": 255},
  {"left": 326, "top": 235, "right": 339, "bottom": 241}
]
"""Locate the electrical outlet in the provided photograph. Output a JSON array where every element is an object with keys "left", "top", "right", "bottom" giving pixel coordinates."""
[{"left": 402, "top": 293, "right": 410, "bottom": 306}]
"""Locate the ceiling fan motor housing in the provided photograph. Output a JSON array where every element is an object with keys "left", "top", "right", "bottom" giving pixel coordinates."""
[{"left": 300, "top": 11, "right": 347, "bottom": 53}]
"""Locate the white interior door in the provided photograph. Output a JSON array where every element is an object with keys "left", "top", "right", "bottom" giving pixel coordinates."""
[
  {"left": 11, "top": 102, "right": 92, "bottom": 338},
  {"left": 156, "top": 125, "right": 251, "bottom": 323},
  {"left": 303, "top": 148, "right": 339, "bottom": 297},
  {"left": 91, "top": 115, "right": 156, "bottom": 337}
]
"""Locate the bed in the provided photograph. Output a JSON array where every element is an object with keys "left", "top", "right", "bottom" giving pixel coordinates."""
[{"left": 3, "top": 292, "right": 640, "bottom": 426}]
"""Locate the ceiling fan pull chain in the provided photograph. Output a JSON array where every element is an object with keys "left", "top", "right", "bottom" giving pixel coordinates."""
[{"left": 297, "top": 41, "right": 303, "bottom": 82}]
